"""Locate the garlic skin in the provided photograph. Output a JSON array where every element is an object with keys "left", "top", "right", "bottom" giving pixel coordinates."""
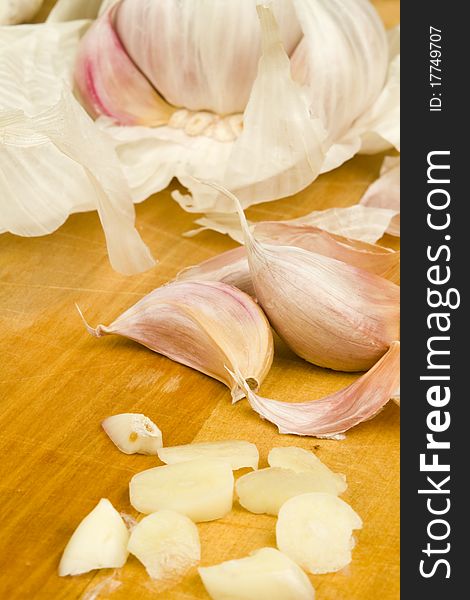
[
  {"left": 201, "top": 182, "right": 399, "bottom": 372},
  {"left": 276, "top": 492, "right": 362, "bottom": 575},
  {"left": 102, "top": 413, "right": 163, "bottom": 455},
  {"left": 59, "top": 498, "right": 129, "bottom": 576},
  {"left": 361, "top": 156, "right": 400, "bottom": 236},
  {"left": 0, "top": 0, "right": 43, "bottom": 25},
  {"left": 78, "top": 280, "right": 273, "bottom": 402},
  {"left": 157, "top": 440, "right": 259, "bottom": 471},
  {"left": 129, "top": 458, "right": 234, "bottom": 522},
  {"left": 127, "top": 510, "right": 200, "bottom": 581},
  {"left": 199, "top": 547, "right": 315, "bottom": 600},
  {"left": 231, "top": 341, "right": 400, "bottom": 439}
]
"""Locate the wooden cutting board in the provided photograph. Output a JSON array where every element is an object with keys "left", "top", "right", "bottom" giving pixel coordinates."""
[{"left": 0, "top": 2, "right": 400, "bottom": 598}]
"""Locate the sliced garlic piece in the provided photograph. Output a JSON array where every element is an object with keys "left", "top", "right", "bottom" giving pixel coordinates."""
[
  {"left": 236, "top": 467, "right": 343, "bottom": 516},
  {"left": 199, "top": 547, "right": 315, "bottom": 600},
  {"left": 276, "top": 493, "right": 362, "bottom": 574},
  {"left": 157, "top": 440, "right": 258, "bottom": 471},
  {"left": 102, "top": 413, "right": 162, "bottom": 455},
  {"left": 129, "top": 458, "right": 234, "bottom": 522},
  {"left": 268, "top": 447, "right": 346, "bottom": 494},
  {"left": 58, "top": 498, "right": 129, "bottom": 576},
  {"left": 127, "top": 510, "right": 200, "bottom": 581}
]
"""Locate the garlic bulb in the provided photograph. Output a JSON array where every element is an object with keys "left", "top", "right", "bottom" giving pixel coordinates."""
[
  {"left": 0, "top": 0, "right": 43, "bottom": 25},
  {"left": 204, "top": 182, "right": 399, "bottom": 372},
  {"left": 78, "top": 280, "right": 273, "bottom": 401}
]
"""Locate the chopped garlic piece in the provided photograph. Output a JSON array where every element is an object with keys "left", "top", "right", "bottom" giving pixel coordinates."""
[
  {"left": 157, "top": 440, "right": 259, "bottom": 470},
  {"left": 102, "top": 413, "right": 162, "bottom": 455},
  {"left": 268, "top": 447, "right": 346, "bottom": 494},
  {"left": 199, "top": 547, "right": 315, "bottom": 600},
  {"left": 129, "top": 458, "right": 234, "bottom": 522},
  {"left": 236, "top": 467, "right": 343, "bottom": 516},
  {"left": 128, "top": 510, "right": 200, "bottom": 581},
  {"left": 276, "top": 493, "right": 362, "bottom": 574},
  {"left": 58, "top": 498, "right": 129, "bottom": 576}
]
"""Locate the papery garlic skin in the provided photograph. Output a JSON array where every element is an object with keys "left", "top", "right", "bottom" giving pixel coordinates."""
[
  {"left": 127, "top": 510, "right": 200, "bottom": 581},
  {"left": 157, "top": 440, "right": 259, "bottom": 471},
  {"left": 78, "top": 280, "right": 273, "bottom": 402},
  {"left": 129, "top": 458, "right": 234, "bottom": 522},
  {"left": 58, "top": 498, "right": 129, "bottom": 576},
  {"left": 276, "top": 493, "right": 362, "bottom": 575},
  {"left": 361, "top": 156, "right": 400, "bottom": 236},
  {"left": 0, "top": 0, "right": 43, "bottom": 25},
  {"left": 236, "top": 467, "right": 344, "bottom": 516},
  {"left": 102, "top": 413, "right": 162, "bottom": 455},
  {"left": 199, "top": 547, "right": 315, "bottom": 600},
  {"left": 268, "top": 447, "right": 346, "bottom": 493}
]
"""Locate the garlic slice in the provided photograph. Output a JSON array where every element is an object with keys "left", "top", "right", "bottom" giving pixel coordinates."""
[
  {"left": 268, "top": 447, "right": 346, "bottom": 493},
  {"left": 199, "top": 547, "right": 315, "bottom": 600},
  {"left": 231, "top": 341, "right": 400, "bottom": 439},
  {"left": 127, "top": 510, "right": 200, "bottom": 581},
  {"left": 236, "top": 467, "right": 343, "bottom": 516},
  {"left": 129, "top": 458, "right": 234, "bottom": 522},
  {"left": 59, "top": 498, "right": 129, "bottom": 576},
  {"left": 78, "top": 280, "right": 273, "bottom": 402},
  {"left": 199, "top": 182, "right": 399, "bottom": 372},
  {"left": 361, "top": 156, "right": 400, "bottom": 237},
  {"left": 102, "top": 413, "right": 162, "bottom": 455},
  {"left": 276, "top": 492, "right": 362, "bottom": 574},
  {"left": 157, "top": 440, "right": 259, "bottom": 471}
]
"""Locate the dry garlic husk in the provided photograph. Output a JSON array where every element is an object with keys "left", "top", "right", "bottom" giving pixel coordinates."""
[
  {"left": 199, "top": 547, "right": 315, "bottom": 600},
  {"left": 178, "top": 225, "right": 399, "bottom": 296},
  {"left": 268, "top": 447, "right": 346, "bottom": 492},
  {"left": 276, "top": 492, "right": 362, "bottom": 574},
  {"left": 102, "top": 413, "right": 162, "bottom": 455},
  {"left": 157, "top": 440, "right": 259, "bottom": 471},
  {"left": 59, "top": 498, "right": 129, "bottom": 576},
  {"left": 129, "top": 458, "right": 234, "bottom": 522},
  {"left": 0, "top": 0, "right": 43, "bottom": 25},
  {"left": 201, "top": 182, "right": 399, "bottom": 372},
  {"left": 78, "top": 280, "right": 273, "bottom": 402},
  {"left": 127, "top": 510, "right": 200, "bottom": 581},
  {"left": 361, "top": 156, "right": 400, "bottom": 236},
  {"left": 236, "top": 467, "right": 343, "bottom": 516},
  {"left": 231, "top": 341, "right": 400, "bottom": 439}
]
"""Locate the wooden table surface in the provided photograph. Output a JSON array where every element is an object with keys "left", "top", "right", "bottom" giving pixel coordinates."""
[{"left": 1, "top": 2, "right": 400, "bottom": 598}]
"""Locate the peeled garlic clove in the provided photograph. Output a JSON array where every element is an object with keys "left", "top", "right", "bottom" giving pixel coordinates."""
[
  {"left": 129, "top": 458, "right": 234, "bottom": 522},
  {"left": 157, "top": 440, "right": 259, "bottom": 471},
  {"left": 199, "top": 547, "right": 315, "bottom": 600},
  {"left": 74, "top": 4, "right": 174, "bottom": 126},
  {"left": 236, "top": 467, "right": 344, "bottom": 516},
  {"left": 268, "top": 447, "right": 346, "bottom": 494},
  {"left": 276, "top": 492, "right": 362, "bottom": 575},
  {"left": 102, "top": 413, "right": 162, "bottom": 455},
  {"left": 201, "top": 182, "right": 399, "bottom": 372},
  {"left": 78, "top": 280, "right": 273, "bottom": 402},
  {"left": 127, "top": 510, "right": 200, "bottom": 581},
  {"left": 59, "top": 498, "right": 129, "bottom": 576},
  {"left": 231, "top": 341, "right": 400, "bottom": 439}
]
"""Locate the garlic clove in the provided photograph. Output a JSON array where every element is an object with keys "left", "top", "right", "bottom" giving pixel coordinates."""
[
  {"left": 129, "top": 458, "right": 234, "bottom": 522},
  {"left": 58, "top": 498, "right": 129, "bottom": 576},
  {"left": 102, "top": 413, "right": 162, "bottom": 455},
  {"left": 198, "top": 182, "right": 399, "bottom": 372},
  {"left": 268, "top": 447, "right": 346, "bottom": 493},
  {"left": 361, "top": 156, "right": 400, "bottom": 237},
  {"left": 199, "top": 547, "right": 315, "bottom": 600},
  {"left": 115, "top": 0, "right": 302, "bottom": 115},
  {"left": 230, "top": 341, "right": 400, "bottom": 439},
  {"left": 157, "top": 440, "right": 259, "bottom": 471},
  {"left": 276, "top": 492, "right": 362, "bottom": 575},
  {"left": 74, "top": 4, "right": 174, "bottom": 126},
  {"left": 127, "top": 510, "right": 200, "bottom": 581},
  {"left": 78, "top": 280, "right": 273, "bottom": 402},
  {"left": 236, "top": 467, "right": 344, "bottom": 516}
]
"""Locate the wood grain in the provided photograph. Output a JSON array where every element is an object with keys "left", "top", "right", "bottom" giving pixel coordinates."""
[{"left": 1, "top": 2, "right": 400, "bottom": 599}]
